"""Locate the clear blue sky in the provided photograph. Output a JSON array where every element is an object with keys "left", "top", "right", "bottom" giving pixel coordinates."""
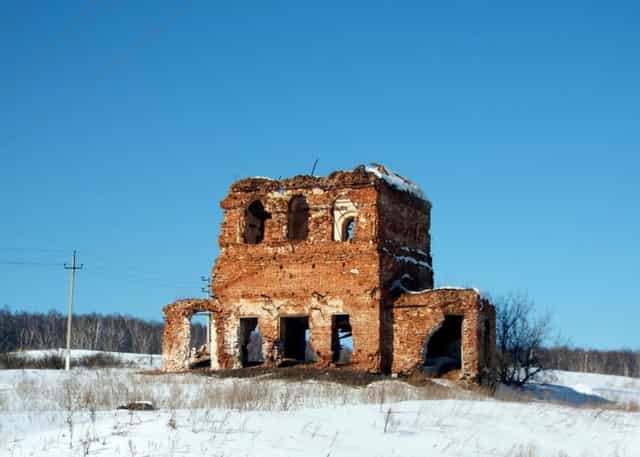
[{"left": 1, "top": 1, "right": 638, "bottom": 349}]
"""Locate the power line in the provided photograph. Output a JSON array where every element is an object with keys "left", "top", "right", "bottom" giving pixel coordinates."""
[
  {"left": 0, "top": 0, "right": 110, "bottom": 153},
  {"left": 200, "top": 275, "right": 212, "bottom": 298},
  {"left": 89, "top": 263, "right": 199, "bottom": 289},
  {"left": 1, "top": 1, "right": 192, "bottom": 153},
  {"left": 0, "top": 260, "right": 63, "bottom": 267},
  {"left": 0, "top": 247, "right": 67, "bottom": 253},
  {"left": 95, "top": 1, "right": 193, "bottom": 81}
]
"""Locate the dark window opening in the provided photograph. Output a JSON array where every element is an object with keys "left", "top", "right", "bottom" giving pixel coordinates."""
[
  {"left": 483, "top": 318, "right": 491, "bottom": 367},
  {"left": 189, "top": 313, "right": 210, "bottom": 369},
  {"left": 280, "top": 316, "right": 314, "bottom": 365},
  {"left": 341, "top": 218, "right": 356, "bottom": 242},
  {"left": 331, "top": 314, "right": 353, "bottom": 364},
  {"left": 244, "top": 200, "right": 271, "bottom": 244},
  {"left": 239, "top": 317, "right": 263, "bottom": 367},
  {"left": 287, "top": 196, "right": 309, "bottom": 241},
  {"left": 423, "top": 315, "right": 463, "bottom": 377}
]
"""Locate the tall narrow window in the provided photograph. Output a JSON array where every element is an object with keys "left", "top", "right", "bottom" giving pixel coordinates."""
[
  {"left": 239, "top": 317, "right": 263, "bottom": 367},
  {"left": 342, "top": 218, "right": 356, "bottom": 241},
  {"left": 333, "top": 198, "right": 358, "bottom": 241},
  {"left": 287, "top": 195, "right": 309, "bottom": 241},
  {"left": 244, "top": 200, "right": 270, "bottom": 244},
  {"left": 331, "top": 314, "right": 353, "bottom": 364}
]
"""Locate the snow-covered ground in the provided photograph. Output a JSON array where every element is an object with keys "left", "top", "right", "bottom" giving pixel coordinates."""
[
  {"left": 534, "top": 370, "right": 640, "bottom": 405},
  {"left": 5, "top": 349, "right": 162, "bottom": 369},
  {"left": 0, "top": 356, "right": 638, "bottom": 457}
]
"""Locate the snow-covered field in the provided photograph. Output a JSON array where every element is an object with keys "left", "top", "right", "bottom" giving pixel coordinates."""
[
  {"left": 5, "top": 349, "right": 162, "bottom": 369},
  {"left": 0, "top": 353, "right": 638, "bottom": 457}
]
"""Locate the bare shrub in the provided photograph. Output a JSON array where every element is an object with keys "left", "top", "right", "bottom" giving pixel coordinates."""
[
  {"left": 383, "top": 407, "right": 394, "bottom": 433},
  {"left": 167, "top": 413, "right": 177, "bottom": 430},
  {"left": 76, "top": 353, "right": 126, "bottom": 368},
  {"left": 5, "top": 367, "right": 459, "bottom": 416},
  {"left": 493, "top": 294, "right": 552, "bottom": 387}
]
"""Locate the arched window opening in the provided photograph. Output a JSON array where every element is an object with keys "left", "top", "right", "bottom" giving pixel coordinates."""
[
  {"left": 333, "top": 198, "right": 358, "bottom": 241},
  {"left": 422, "top": 315, "right": 463, "bottom": 377},
  {"left": 244, "top": 200, "right": 271, "bottom": 244},
  {"left": 287, "top": 195, "right": 309, "bottom": 241},
  {"left": 189, "top": 312, "right": 211, "bottom": 369},
  {"left": 341, "top": 218, "right": 356, "bottom": 241}
]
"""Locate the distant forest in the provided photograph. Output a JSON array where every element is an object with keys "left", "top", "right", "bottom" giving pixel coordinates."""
[
  {"left": 0, "top": 308, "right": 165, "bottom": 354},
  {"left": 540, "top": 346, "right": 640, "bottom": 378},
  {"left": 0, "top": 308, "right": 638, "bottom": 377}
]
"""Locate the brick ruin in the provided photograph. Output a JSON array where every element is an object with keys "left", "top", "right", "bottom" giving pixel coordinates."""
[{"left": 162, "top": 164, "right": 496, "bottom": 383}]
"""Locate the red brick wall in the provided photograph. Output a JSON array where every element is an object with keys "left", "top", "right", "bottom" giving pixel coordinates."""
[
  {"left": 377, "top": 184, "right": 433, "bottom": 291},
  {"left": 212, "top": 176, "right": 383, "bottom": 371},
  {"left": 162, "top": 299, "right": 216, "bottom": 371},
  {"left": 390, "top": 289, "right": 495, "bottom": 381}
]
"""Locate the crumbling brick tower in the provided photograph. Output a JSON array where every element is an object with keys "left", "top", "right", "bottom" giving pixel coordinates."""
[{"left": 162, "top": 164, "right": 496, "bottom": 383}]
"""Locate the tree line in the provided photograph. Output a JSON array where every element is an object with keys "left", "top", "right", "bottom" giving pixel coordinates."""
[
  {"left": 539, "top": 346, "right": 640, "bottom": 378},
  {"left": 0, "top": 307, "right": 164, "bottom": 354}
]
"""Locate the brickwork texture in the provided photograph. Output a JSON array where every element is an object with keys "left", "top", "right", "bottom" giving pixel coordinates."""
[{"left": 162, "top": 164, "right": 496, "bottom": 383}]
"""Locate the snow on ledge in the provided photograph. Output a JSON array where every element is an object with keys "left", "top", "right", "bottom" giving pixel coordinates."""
[
  {"left": 433, "top": 286, "right": 481, "bottom": 294},
  {"left": 400, "top": 246, "right": 429, "bottom": 257},
  {"left": 365, "top": 164, "right": 427, "bottom": 201},
  {"left": 391, "top": 284, "right": 480, "bottom": 295},
  {"left": 382, "top": 247, "right": 432, "bottom": 271}
]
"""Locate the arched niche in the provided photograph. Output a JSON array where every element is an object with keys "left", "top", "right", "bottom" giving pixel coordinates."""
[{"left": 287, "top": 195, "right": 310, "bottom": 241}]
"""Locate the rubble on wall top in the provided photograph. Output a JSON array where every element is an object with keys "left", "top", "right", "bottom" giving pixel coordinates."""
[
  {"left": 230, "top": 163, "right": 429, "bottom": 202},
  {"left": 231, "top": 168, "right": 373, "bottom": 193}
]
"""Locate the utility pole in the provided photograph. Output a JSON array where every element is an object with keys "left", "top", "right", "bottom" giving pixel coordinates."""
[
  {"left": 201, "top": 275, "right": 217, "bottom": 369},
  {"left": 64, "top": 250, "right": 83, "bottom": 371},
  {"left": 200, "top": 275, "right": 212, "bottom": 348}
]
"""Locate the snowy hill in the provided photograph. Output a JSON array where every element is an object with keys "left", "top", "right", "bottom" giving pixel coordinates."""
[
  {"left": 0, "top": 357, "right": 638, "bottom": 456},
  {"left": 535, "top": 369, "right": 640, "bottom": 405}
]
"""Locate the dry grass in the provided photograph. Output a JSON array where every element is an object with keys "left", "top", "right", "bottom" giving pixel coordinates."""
[
  {"left": 0, "top": 368, "right": 459, "bottom": 414},
  {"left": 507, "top": 444, "right": 572, "bottom": 457}
]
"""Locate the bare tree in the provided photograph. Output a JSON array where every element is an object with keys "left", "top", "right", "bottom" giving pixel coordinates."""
[{"left": 493, "top": 294, "right": 552, "bottom": 387}]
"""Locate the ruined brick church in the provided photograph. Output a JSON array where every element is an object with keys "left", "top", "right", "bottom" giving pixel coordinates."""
[{"left": 162, "top": 164, "right": 496, "bottom": 383}]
